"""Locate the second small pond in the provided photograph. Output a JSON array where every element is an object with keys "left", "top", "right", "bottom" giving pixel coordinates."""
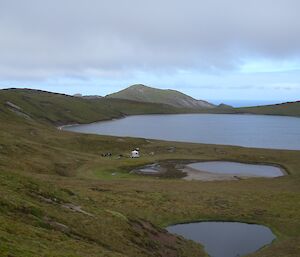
[
  {"left": 133, "top": 161, "right": 286, "bottom": 181},
  {"left": 167, "top": 221, "right": 276, "bottom": 257},
  {"left": 184, "top": 161, "right": 285, "bottom": 181}
]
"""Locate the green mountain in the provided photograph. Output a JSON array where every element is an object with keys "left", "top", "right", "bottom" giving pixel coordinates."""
[
  {"left": 0, "top": 88, "right": 300, "bottom": 257},
  {"left": 106, "top": 84, "right": 215, "bottom": 109}
]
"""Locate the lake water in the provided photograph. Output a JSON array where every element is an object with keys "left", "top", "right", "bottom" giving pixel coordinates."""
[
  {"left": 63, "top": 114, "right": 300, "bottom": 150},
  {"left": 167, "top": 222, "right": 276, "bottom": 257},
  {"left": 187, "top": 161, "right": 284, "bottom": 177}
]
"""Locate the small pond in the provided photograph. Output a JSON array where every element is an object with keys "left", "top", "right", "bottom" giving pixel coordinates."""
[
  {"left": 167, "top": 221, "right": 276, "bottom": 257},
  {"left": 133, "top": 161, "right": 286, "bottom": 181},
  {"left": 138, "top": 164, "right": 161, "bottom": 173},
  {"left": 185, "top": 161, "right": 285, "bottom": 180}
]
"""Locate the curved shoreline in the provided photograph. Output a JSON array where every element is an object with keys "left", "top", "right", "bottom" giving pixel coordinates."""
[
  {"left": 59, "top": 113, "right": 300, "bottom": 151},
  {"left": 132, "top": 159, "right": 288, "bottom": 181},
  {"left": 165, "top": 219, "right": 277, "bottom": 257},
  {"left": 182, "top": 161, "right": 287, "bottom": 181},
  {"left": 58, "top": 112, "right": 300, "bottom": 130}
]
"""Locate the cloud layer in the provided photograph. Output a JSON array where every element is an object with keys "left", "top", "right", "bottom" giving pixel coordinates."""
[{"left": 1, "top": 0, "right": 300, "bottom": 79}]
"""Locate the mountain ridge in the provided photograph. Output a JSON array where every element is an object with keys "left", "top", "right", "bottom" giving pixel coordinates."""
[
  {"left": 106, "top": 84, "right": 216, "bottom": 109},
  {"left": 1, "top": 88, "right": 300, "bottom": 121}
]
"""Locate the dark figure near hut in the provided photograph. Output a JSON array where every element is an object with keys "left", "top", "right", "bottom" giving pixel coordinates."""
[{"left": 101, "top": 152, "right": 112, "bottom": 157}]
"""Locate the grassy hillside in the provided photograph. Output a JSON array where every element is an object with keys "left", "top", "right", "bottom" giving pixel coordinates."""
[
  {"left": 107, "top": 84, "right": 300, "bottom": 117},
  {"left": 195, "top": 101, "right": 300, "bottom": 117},
  {"left": 0, "top": 88, "right": 189, "bottom": 125},
  {"left": 0, "top": 88, "right": 300, "bottom": 256},
  {"left": 106, "top": 84, "right": 215, "bottom": 109},
  {"left": 239, "top": 101, "right": 300, "bottom": 117}
]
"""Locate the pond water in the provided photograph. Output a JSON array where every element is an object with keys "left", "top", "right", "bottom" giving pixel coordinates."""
[
  {"left": 167, "top": 222, "right": 276, "bottom": 257},
  {"left": 138, "top": 164, "right": 161, "bottom": 173},
  {"left": 187, "top": 161, "right": 284, "bottom": 178},
  {"left": 63, "top": 114, "right": 300, "bottom": 150},
  {"left": 133, "top": 161, "right": 285, "bottom": 181}
]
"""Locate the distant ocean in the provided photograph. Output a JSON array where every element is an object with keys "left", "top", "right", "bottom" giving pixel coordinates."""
[{"left": 209, "top": 100, "right": 285, "bottom": 107}]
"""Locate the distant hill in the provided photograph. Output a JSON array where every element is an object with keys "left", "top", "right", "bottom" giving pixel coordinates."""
[
  {"left": 73, "top": 93, "right": 103, "bottom": 100},
  {"left": 217, "top": 103, "right": 234, "bottom": 109},
  {"left": 238, "top": 101, "right": 300, "bottom": 117},
  {"left": 106, "top": 84, "right": 215, "bottom": 109}
]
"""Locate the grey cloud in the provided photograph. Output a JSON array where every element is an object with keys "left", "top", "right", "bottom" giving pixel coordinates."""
[{"left": 0, "top": 0, "right": 300, "bottom": 79}]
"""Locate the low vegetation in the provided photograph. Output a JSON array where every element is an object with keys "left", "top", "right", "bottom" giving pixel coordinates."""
[
  {"left": 0, "top": 88, "right": 299, "bottom": 257},
  {"left": 106, "top": 84, "right": 215, "bottom": 109},
  {"left": 239, "top": 101, "right": 300, "bottom": 117},
  {"left": 0, "top": 88, "right": 189, "bottom": 125}
]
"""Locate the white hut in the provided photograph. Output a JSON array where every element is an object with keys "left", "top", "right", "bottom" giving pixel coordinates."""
[{"left": 131, "top": 150, "right": 140, "bottom": 158}]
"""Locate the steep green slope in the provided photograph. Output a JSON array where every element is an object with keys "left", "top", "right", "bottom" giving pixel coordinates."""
[
  {"left": 106, "top": 84, "right": 215, "bottom": 109},
  {"left": 0, "top": 92, "right": 203, "bottom": 257}
]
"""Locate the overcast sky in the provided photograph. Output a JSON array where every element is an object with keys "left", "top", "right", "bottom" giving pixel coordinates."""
[{"left": 0, "top": 0, "right": 300, "bottom": 104}]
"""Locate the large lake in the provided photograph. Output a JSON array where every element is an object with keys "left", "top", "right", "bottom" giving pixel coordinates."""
[{"left": 63, "top": 114, "right": 300, "bottom": 150}]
